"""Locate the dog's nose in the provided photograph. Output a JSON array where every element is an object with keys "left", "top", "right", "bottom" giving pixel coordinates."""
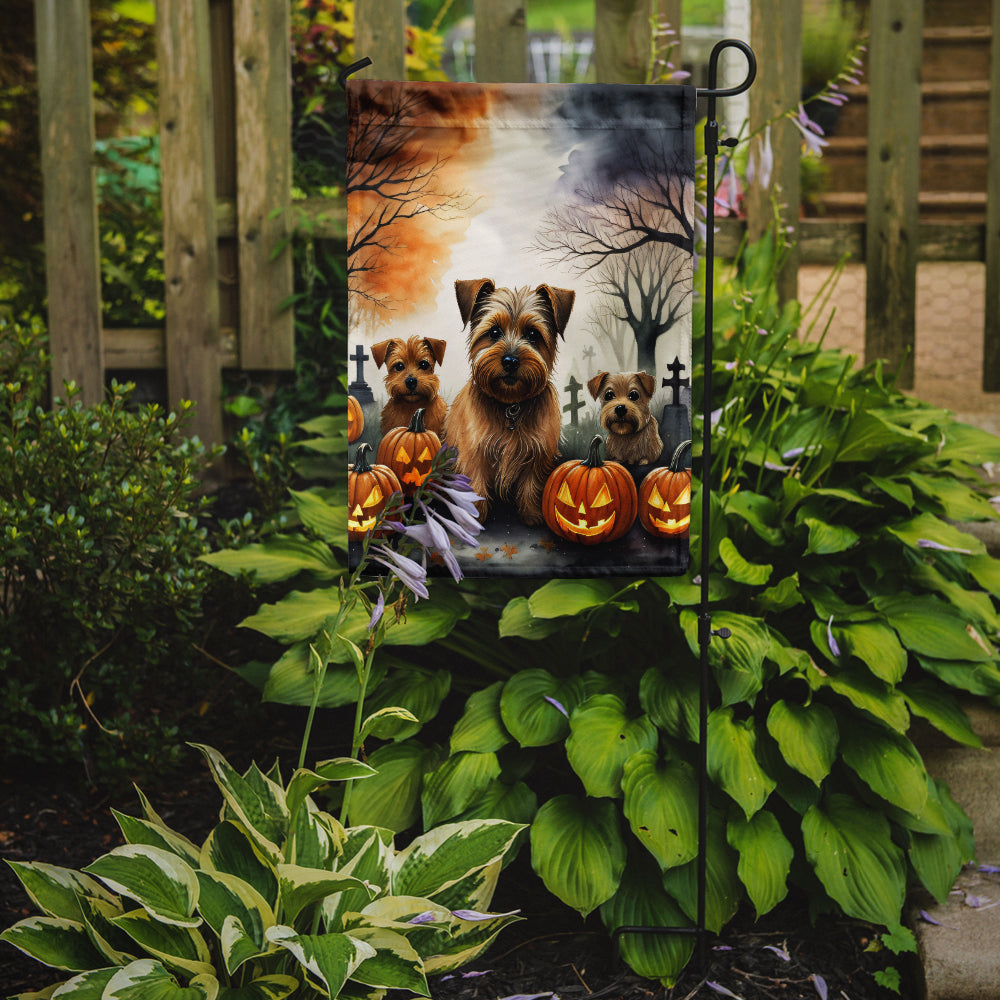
[
  {"left": 405, "top": 375, "right": 418, "bottom": 391},
  {"left": 502, "top": 354, "right": 520, "bottom": 372},
  {"left": 615, "top": 403, "right": 627, "bottom": 418}
]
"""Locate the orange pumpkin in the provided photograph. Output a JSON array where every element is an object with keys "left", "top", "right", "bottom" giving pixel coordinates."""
[
  {"left": 542, "top": 435, "right": 637, "bottom": 545},
  {"left": 376, "top": 407, "right": 441, "bottom": 494},
  {"left": 638, "top": 441, "right": 692, "bottom": 539},
  {"left": 347, "top": 395, "right": 364, "bottom": 443},
  {"left": 348, "top": 442, "right": 401, "bottom": 539}
]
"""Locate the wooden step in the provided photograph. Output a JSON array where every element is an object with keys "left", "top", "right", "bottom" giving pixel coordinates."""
[
  {"left": 922, "top": 0, "right": 992, "bottom": 28},
  {"left": 922, "top": 25, "right": 993, "bottom": 83},
  {"left": 813, "top": 190, "right": 987, "bottom": 222}
]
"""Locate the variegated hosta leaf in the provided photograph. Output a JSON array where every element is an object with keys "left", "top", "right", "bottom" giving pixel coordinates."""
[
  {"left": 422, "top": 907, "right": 522, "bottom": 975},
  {"left": 195, "top": 871, "right": 274, "bottom": 974},
  {"left": 565, "top": 695, "right": 658, "bottom": 799},
  {"left": 200, "top": 822, "right": 278, "bottom": 910},
  {"left": 344, "top": 926, "right": 429, "bottom": 995},
  {"left": 424, "top": 859, "right": 501, "bottom": 915},
  {"left": 276, "top": 865, "right": 375, "bottom": 925},
  {"left": 110, "top": 908, "right": 214, "bottom": 979},
  {"left": 621, "top": 751, "right": 699, "bottom": 871},
  {"left": 765, "top": 700, "right": 838, "bottom": 786},
  {"left": 727, "top": 810, "right": 793, "bottom": 917},
  {"left": 599, "top": 853, "right": 694, "bottom": 987},
  {"left": 112, "top": 811, "right": 201, "bottom": 868},
  {"left": 529, "top": 795, "right": 626, "bottom": 917},
  {"left": 46, "top": 966, "right": 118, "bottom": 996},
  {"left": 4, "top": 861, "right": 118, "bottom": 922},
  {"left": 214, "top": 974, "right": 299, "bottom": 1000},
  {"left": 391, "top": 820, "right": 524, "bottom": 901},
  {"left": 102, "top": 958, "right": 218, "bottom": 999},
  {"left": 421, "top": 751, "right": 502, "bottom": 829},
  {"left": 78, "top": 894, "right": 136, "bottom": 966},
  {"left": 190, "top": 745, "right": 287, "bottom": 863},
  {"left": 706, "top": 707, "right": 776, "bottom": 819},
  {"left": 499, "top": 670, "right": 585, "bottom": 747},
  {"left": 83, "top": 846, "right": 200, "bottom": 928},
  {"left": 288, "top": 802, "right": 343, "bottom": 870},
  {"left": 802, "top": 793, "right": 906, "bottom": 926},
  {"left": 265, "top": 926, "right": 376, "bottom": 998},
  {"left": 450, "top": 681, "right": 511, "bottom": 754},
  {"left": 323, "top": 829, "right": 393, "bottom": 931},
  {"left": 285, "top": 760, "right": 375, "bottom": 824},
  {"left": 0, "top": 916, "right": 107, "bottom": 971}
]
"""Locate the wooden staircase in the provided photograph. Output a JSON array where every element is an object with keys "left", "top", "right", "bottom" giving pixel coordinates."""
[{"left": 816, "top": 0, "right": 992, "bottom": 221}]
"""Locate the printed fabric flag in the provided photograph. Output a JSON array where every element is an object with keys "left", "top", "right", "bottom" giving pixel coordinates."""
[{"left": 347, "top": 80, "right": 695, "bottom": 577}]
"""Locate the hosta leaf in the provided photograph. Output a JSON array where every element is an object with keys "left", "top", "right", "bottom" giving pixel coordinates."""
[
  {"left": 421, "top": 751, "right": 502, "bottom": 828},
  {"left": 909, "top": 806, "right": 966, "bottom": 906},
  {"left": 916, "top": 655, "right": 1000, "bottom": 697},
  {"left": 112, "top": 812, "right": 201, "bottom": 868},
  {"left": 707, "top": 708, "right": 776, "bottom": 818},
  {"left": 765, "top": 701, "right": 838, "bottom": 786},
  {"left": 599, "top": 853, "right": 694, "bottom": 987},
  {"left": 834, "top": 409, "right": 926, "bottom": 463},
  {"left": 886, "top": 511, "right": 985, "bottom": 557},
  {"left": 936, "top": 421, "right": 1000, "bottom": 464},
  {"left": 450, "top": 682, "right": 511, "bottom": 754},
  {"left": 276, "top": 865, "right": 374, "bottom": 925},
  {"left": 681, "top": 610, "right": 770, "bottom": 706},
  {"left": 83, "top": 846, "right": 200, "bottom": 928},
  {"left": 200, "top": 822, "right": 278, "bottom": 910},
  {"left": 499, "top": 670, "right": 585, "bottom": 747},
  {"left": 423, "top": 906, "right": 522, "bottom": 974},
  {"left": 345, "top": 926, "right": 428, "bottom": 994},
  {"left": 265, "top": 926, "right": 375, "bottom": 997},
  {"left": 322, "top": 830, "right": 393, "bottom": 931},
  {"left": 360, "top": 706, "right": 421, "bottom": 742},
  {"left": 103, "top": 959, "right": 218, "bottom": 999},
  {"left": 901, "top": 680, "right": 982, "bottom": 748},
  {"left": 285, "top": 760, "right": 375, "bottom": 823},
  {"left": 111, "top": 909, "right": 214, "bottom": 978},
  {"left": 0, "top": 916, "right": 107, "bottom": 971},
  {"left": 46, "top": 966, "right": 118, "bottom": 998},
  {"left": 288, "top": 488, "right": 346, "bottom": 546},
  {"left": 906, "top": 472, "right": 998, "bottom": 521},
  {"left": 363, "top": 667, "right": 451, "bottom": 740},
  {"left": 621, "top": 751, "right": 699, "bottom": 870},
  {"left": 5, "top": 862, "right": 117, "bottom": 923},
  {"left": 566, "top": 695, "right": 658, "bottom": 799},
  {"left": 803, "top": 517, "right": 859, "bottom": 556},
  {"left": 347, "top": 740, "right": 442, "bottom": 832},
  {"left": 498, "top": 596, "right": 564, "bottom": 639},
  {"left": 874, "top": 594, "right": 995, "bottom": 662},
  {"left": 261, "top": 644, "right": 384, "bottom": 709},
  {"left": 966, "top": 553, "right": 1000, "bottom": 598},
  {"left": 393, "top": 820, "right": 524, "bottom": 901},
  {"left": 526, "top": 579, "right": 618, "bottom": 618},
  {"left": 838, "top": 718, "right": 929, "bottom": 816},
  {"left": 835, "top": 621, "right": 907, "bottom": 683},
  {"left": 723, "top": 490, "right": 784, "bottom": 545},
  {"left": 195, "top": 871, "right": 273, "bottom": 973},
  {"left": 727, "top": 811, "right": 793, "bottom": 917},
  {"left": 811, "top": 662, "right": 910, "bottom": 732},
  {"left": 241, "top": 589, "right": 341, "bottom": 643},
  {"left": 755, "top": 573, "right": 805, "bottom": 614},
  {"left": 530, "top": 795, "right": 626, "bottom": 917},
  {"left": 661, "top": 811, "right": 741, "bottom": 933},
  {"left": 802, "top": 794, "right": 906, "bottom": 926},
  {"left": 718, "top": 537, "right": 772, "bottom": 586},
  {"left": 215, "top": 975, "right": 299, "bottom": 1000},
  {"left": 200, "top": 536, "right": 340, "bottom": 583},
  {"left": 639, "top": 665, "right": 699, "bottom": 742},
  {"left": 453, "top": 779, "right": 538, "bottom": 827}
]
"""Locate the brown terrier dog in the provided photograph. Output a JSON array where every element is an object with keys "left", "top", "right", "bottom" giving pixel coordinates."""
[
  {"left": 588, "top": 370, "right": 663, "bottom": 466},
  {"left": 371, "top": 335, "right": 448, "bottom": 434},
  {"left": 444, "top": 278, "right": 575, "bottom": 526}
]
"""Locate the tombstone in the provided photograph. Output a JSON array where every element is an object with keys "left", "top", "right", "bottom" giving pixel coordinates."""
[
  {"left": 659, "top": 355, "right": 692, "bottom": 461},
  {"left": 348, "top": 344, "right": 375, "bottom": 405}
]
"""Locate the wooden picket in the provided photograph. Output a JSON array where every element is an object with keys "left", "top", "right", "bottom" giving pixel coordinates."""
[{"left": 30, "top": 0, "right": 1000, "bottom": 448}]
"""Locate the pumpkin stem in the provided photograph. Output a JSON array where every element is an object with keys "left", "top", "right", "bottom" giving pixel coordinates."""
[
  {"left": 670, "top": 439, "right": 692, "bottom": 472},
  {"left": 584, "top": 434, "right": 606, "bottom": 468},
  {"left": 407, "top": 408, "right": 427, "bottom": 433},
  {"left": 354, "top": 441, "right": 374, "bottom": 474}
]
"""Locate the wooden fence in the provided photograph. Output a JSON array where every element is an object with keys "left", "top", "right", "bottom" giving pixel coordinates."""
[{"left": 33, "top": 0, "right": 1000, "bottom": 445}]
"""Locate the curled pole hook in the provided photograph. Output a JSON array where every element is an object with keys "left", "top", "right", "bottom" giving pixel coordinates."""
[
  {"left": 697, "top": 38, "right": 757, "bottom": 100},
  {"left": 337, "top": 57, "right": 373, "bottom": 90}
]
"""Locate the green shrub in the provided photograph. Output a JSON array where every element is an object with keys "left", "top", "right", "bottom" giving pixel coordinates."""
[
  {"left": 0, "top": 317, "right": 221, "bottom": 783},
  {"left": 1, "top": 743, "right": 524, "bottom": 997}
]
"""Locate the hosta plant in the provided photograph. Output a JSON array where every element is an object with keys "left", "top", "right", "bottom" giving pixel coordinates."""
[{"left": 1, "top": 744, "right": 523, "bottom": 999}]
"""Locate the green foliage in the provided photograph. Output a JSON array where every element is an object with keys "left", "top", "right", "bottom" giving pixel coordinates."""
[
  {"left": 0, "top": 318, "right": 221, "bottom": 783},
  {"left": 1, "top": 744, "right": 524, "bottom": 998}
]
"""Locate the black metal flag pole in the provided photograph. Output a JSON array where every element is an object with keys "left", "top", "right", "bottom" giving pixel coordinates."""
[{"left": 612, "top": 38, "right": 756, "bottom": 972}]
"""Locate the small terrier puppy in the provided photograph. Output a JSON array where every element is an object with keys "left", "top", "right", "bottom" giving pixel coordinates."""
[
  {"left": 588, "top": 370, "right": 663, "bottom": 466},
  {"left": 371, "top": 335, "right": 448, "bottom": 434},
  {"left": 444, "top": 278, "right": 575, "bottom": 526}
]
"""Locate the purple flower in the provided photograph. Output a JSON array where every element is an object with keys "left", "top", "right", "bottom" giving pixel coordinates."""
[
  {"left": 764, "top": 944, "right": 790, "bottom": 961},
  {"left": 790, "top": 104, "right": 828, "bottom": 156},
  {"left": 367, "top": 591, "right": 385, "bottom": 631},
  {"left": 706, "top": 983, "right": 742, "bottom": 999},
  {"left": 747, "top": 124, "right": 774, "bottom": 190},
  {"left": 407, "top": 911, "right": 438, "bottom": 925},
  {"left": 368, "top": 544, "right": 429, "bottom": 599},
  {"left": 917, "top": 538, "right": 972, "bottom": 555},
  {"left": 812, "top": 974, "right": 828, "bottom": 1000},
  {"left": 826, "top": 616, "right": 841, "bottom": 658},
  {"left": 544, "top": 695, "right": 569, "bottom": 718},
  {"left": 451, "top": 908, "right": 521, "bottom": 921}
]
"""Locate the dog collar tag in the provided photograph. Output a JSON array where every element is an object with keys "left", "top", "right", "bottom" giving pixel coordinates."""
[{"left": 505, "top": 403, "right": 521, "bottom": 431}]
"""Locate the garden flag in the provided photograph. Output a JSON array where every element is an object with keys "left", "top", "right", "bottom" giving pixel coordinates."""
[{"left": 347, "top": 80, "right": 695, "bottom": 577}]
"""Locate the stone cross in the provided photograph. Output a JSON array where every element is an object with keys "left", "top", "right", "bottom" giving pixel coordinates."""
[
  {"left": 662, "top": 356, "right": 690, "bottom": 407},
  {"left": 349, "top": 344, "right": 375, "bottom": 404}
]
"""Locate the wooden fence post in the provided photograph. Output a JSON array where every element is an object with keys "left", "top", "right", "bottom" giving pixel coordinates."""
[
  {"left": 355, "top": 0, "right": 407, "bottom": 80},
  {"left": 474, "top": 0, "right": 527, "bottom": 83},
  {"left": 746, "top": 0, "right": 801, "bottom": 306},
  {"left": 594, "top": 0, "right": 660, "bottom": 84},
  {"left": 34, "top": 0, "right": 104, "bottom": 405},
  {"left": 233, "top": 0, "right": 294, "bottom": 369},
  {"left": 864, "top": 0, "right": 923, "bottom": 389},
  {"left": 983, "top": 0, "right": 1000, "bottom": 390},
  {"left": 157, "top": 0, "right": 223, "bottom": 445}
]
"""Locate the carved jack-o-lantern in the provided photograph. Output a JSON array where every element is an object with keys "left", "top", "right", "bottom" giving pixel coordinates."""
[
  {"left": 347, "top": 395, "right": 364, "bottom": 443},
  {"left": 638, "top": 440, "right": 692, "bottom": 539},
  {"left": 348, "top": 442, "right": 401, "bottom": 539},
  {"left": 376, "top": 407, "right": 441, "bottom": 494},
  {"left": 542, "top": 435, "right": 637, "bottom": 545}
]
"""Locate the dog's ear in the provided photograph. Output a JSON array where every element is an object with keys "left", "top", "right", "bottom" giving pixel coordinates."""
[
  {"left": 455, "top": 279, "right": 495, "bottom": 327},
  {"left": 535, "top": 285, "right": 576, "bottom": 338},
  {"left": 637, "top": 371, "right": 656, "bottom": 398},
  {"left": 423, "top": 337, "right": 447, "bottom": 365},
  {"left": 587, "top": 371, "right": 610, "bottom": 399},
  {"left": 370, "top": 339, "right": 398, "bottom": 369}
]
